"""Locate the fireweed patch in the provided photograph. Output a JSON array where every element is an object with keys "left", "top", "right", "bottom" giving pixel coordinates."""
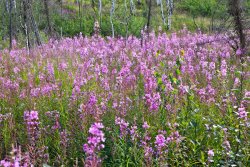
[{"left": 0, "top": 30, "right": 249, "bottom": 166}]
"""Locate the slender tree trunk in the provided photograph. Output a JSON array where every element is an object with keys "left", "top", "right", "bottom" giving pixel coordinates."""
[
  {"left": 30, "top": 13, "right": 41, "bottom": 46},
  {"left": 57, "top": 0, "right": 63, "bottom": 17},
  {"left": 137, "top": 0, "right": 142, "bottom": 5},
  {"left": 228, "top": 0, "right": 246, "bottom": 52},
  {"left": 28, "top": 0, "right": 41, "bottom": 45},
  {"left": 110, "top": 0, "right": 115, "bottom": 38},
  {"left": 44, "top": 0, "right": 52, "bottom": 37},
  {"left": 99, "top": 0, "right": 102, "bottom": 31},
  {"left": 156, "top": 0, "right": 161, "bottom": 5},
  {"left": 9, "top": 0, "right": 13, "bottom": 50},
  {"left": 146, "top": 0, "right": 152, "bottom": 34},
  {"left": 1, "top": 3, "right": 4, "bottom": 40},
  {"left": 56, "top": 0, "right": 63, "bottom": 38},
  {"left": 228, "top": 0, "right": 246, "bottom": 100},
  {"left": 160, "top": 0, "right": 166, "bottom": 26},
  {"left": 91, "top": 0, "right": 96, "bottom": 14},
  {"left": 228, "top": 0, "right": 247, "bottom": 160},
  {"left": 130, "top": 0, "right": 135, "bottom": 15},
  {"left": 210, "top": 10, "right": 215, "bottom": 32},
  {"left": 125, "top": 0, "right": 129, "bottom": 42},
  {"left": 5, "top": 0, "right": 9, "bottom": 13},
  {"left": 13, "top": 0, "right": 18, "bottom": 39},
  {"left": 167, "top": 0, "right": 173, "bottom": 30},
  {"left": 77, "top": 0, "right": 82, "bottom": 30},
  {"left": 22, "top": 0, "right": 31, "bottom": 50}
]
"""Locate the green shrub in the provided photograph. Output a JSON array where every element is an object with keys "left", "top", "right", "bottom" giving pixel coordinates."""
[{"left": 177, "top": 0, "right": 219, "bottom": 17}]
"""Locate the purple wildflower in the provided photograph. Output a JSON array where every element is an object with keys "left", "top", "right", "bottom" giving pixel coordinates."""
[{"left": 83, "top": 122, "right": 105, "bottom": 166}]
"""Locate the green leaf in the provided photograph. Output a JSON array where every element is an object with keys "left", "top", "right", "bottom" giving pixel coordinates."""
[
  {"left": 157, "top": 78, "right": 163, "bottom": 85},
  {"left": 160, "top": 62, "right": 165, "bottom": 68},
  {"left": 173, "top": 77, "right": 178, "bottom": 84},
  {"left": 176, "top": 69, "right": 181, "bottom": 75},
  {"left": 200, "top": 151, "right": 205, "bottom": 163}
]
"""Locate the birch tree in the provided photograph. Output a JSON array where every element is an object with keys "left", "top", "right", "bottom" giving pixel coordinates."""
[
  {"left": 227, "top": 0, "right": 248, "bottom": 158},
  {"left": 28, "top": 1, "right": 41, "bottom": 46},
  {"left": 9, "top": 0, "right": 13, "bottom": 49},
  {"left": 146, "top": 0, "right": 152, "bottom": 34},
  {"left": 22, "top": 0, "right": 31, "bottom": 49},
  {"left": 22, "top": 0, "right": 41, "bottom": 47},
  {"left": 76, "top": 0, "right": 82, "bottom": 30},
  {"left": 228, "top": 0, "right": 246, "bottom": 54},
  {"left": 124, "top": 0, "right": 130, "bottom": 41},
  {"left": 44, "top": 0, "right": 52, "bottom": 37},
  {"left": 156, "top": 0, "right": 160, "bottom": 5},
  {"left": 160, "top": 0, "right": 166, "bottom": 26},
  {"left": 110, "top": 0, "right": 115, "bottom": 38},
  {"left": 130, "top": 0, "right": 135, "bottom": 15},
  {"left": 99, "top": 0, "right": 102, "bottom": 29},
  {"left": 167, "top": 0, "right": 173, "bottom": 30}
]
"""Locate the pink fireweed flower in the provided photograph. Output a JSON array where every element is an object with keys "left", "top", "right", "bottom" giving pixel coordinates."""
[
  {"left": 0, "top": 160, "right": 11, "bottom": 167},
  {"left": 220, "top": 60, "right": 227, "bottom": 77},
  {"left": 13, "top": 67, "right": 20, "bottom": 74},
  {"left": 115, "top": 117, "right": 129, "bottom": 137},
  {"left": 130, "top": 125, "right": 138, "bottom": 141},
  {"left": 145, "top": 92, "right": 161, "bottom": 112},
  {"left": 142, "top": 122, "right": 150, "bottom": 129},
  {"left": 244, "top": 91, "right": 250, "bottom": 98},
  {"left": 88, "top": 94, "right": 98, "bottom": 106},
  {"left": 154, "top": 132, "right": 169, "bottom": 162},
  {"left": 141, "top": 122, "right": 153, "bottom": 164},
  {"left": 30, "top": 88, "right": 40, "bottom": 98},
  {"left": 155, "top": 134, "right": 166, "bottom": 148},
  {"left": 58, "top": 62, "right": 68, "bottom": 71},
  {"left": 223, "top": 140, "right": 231, "bottom": 153},
  {"left": 236, "top": 48, "right": 242, "bottom": 56},
  {"left": 169, "top": 131, "right": 182, "bottom": 143},
  {"left": 234, "top": 78, "right": 240, "bottom": 87},
  {"left": 237, "top": 107, "right": 248, "bottom": 120},
  {"left": 47, "top": 62, "right": 54, "bottom": 77},
  {"left": 101, "top": 64, "right": 108, "bottom": 74},
  {"left": 0, "top": 146, "right": 31, "bottom": 166},
  {"left": 208, "top": 150, "right": 214, "bottom": 157},
  {"left": 24, "top": 110, "right": 40, "bottom": 146},
  {"left": 83, "top": 122, "right": 105, "bottom": 154},
  {"left": 209, "top": 62, "right": 216, "bottom": 70},
  {"left": 83, "top": 122, "right": 105, "bottom": 166},
  {"left": 41, "top": 84, "right": 53, "bottom": 96},
  {"left": 24, "top": 111, "right": 39, "bottom": 126},
  {"left": 143, "top": 146, "right": 154, "bottom": 164},
  {"left": 23, "top": 111, "right": 48, "bottom": 165},
  {"left": 208, "top": 149, "right": 214, "bottom": 162}
]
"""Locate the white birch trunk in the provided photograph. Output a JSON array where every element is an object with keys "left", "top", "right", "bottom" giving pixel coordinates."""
[
  {"left": 24, "top": 23, "right": 30, "bottom": 53},
  {"left": 156, "top": 0, "right": 160, "bottom": 5},
  {"left": 110, "top": 0, "right": 115, "bottom": 38},
  {"left": 5, "top": 0, "right": 9, "bottom": 13},
  {"left": 125, "top": 0, "right": 128, "bottom": 41},
  {"left": 130, "top": 0, "right": 135, "bottom": 14},
  {"left": 160, "top": 0, "right": 166, "bottom": 26},
  {"left": 99, "top": 0, "right": 102, "bottom": 26},
  {"left": 167, "top": 0, "right": 173, "bottom": 30}
]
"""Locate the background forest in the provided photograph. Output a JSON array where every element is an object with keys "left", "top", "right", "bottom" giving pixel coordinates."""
[{"left": 0, "top": 0, "right": 249, "bottom": 49}]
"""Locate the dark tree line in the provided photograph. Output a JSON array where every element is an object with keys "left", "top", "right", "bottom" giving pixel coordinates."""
[{"left": 1, "top": 0, "right": 61, "bottom": 50}]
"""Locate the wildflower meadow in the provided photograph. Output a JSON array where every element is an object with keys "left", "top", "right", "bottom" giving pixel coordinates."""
[{"left": 0, "top": 30, "right": 249, "bottom": 166}]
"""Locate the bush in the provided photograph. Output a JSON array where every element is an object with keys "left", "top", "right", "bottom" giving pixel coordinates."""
[{"left": 177, "top": 0, "right": 219, "bottom": 17}]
